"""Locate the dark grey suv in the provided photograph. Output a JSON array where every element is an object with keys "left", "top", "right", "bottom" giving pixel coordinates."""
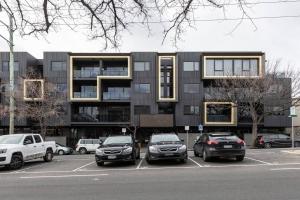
[{"left": 145, "top": 133, "right": 187, "bottom": 164}]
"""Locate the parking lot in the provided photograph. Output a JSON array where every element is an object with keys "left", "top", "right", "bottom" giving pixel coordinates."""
[{"left": 1, "top": 148, "right": 300, "bottom": 176}]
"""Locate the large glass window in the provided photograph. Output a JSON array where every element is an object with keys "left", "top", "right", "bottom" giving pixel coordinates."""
[
  {"left": 183, "top": 62, "right": 199, "bottom": 71},
  {"left": 206, "top": 103, "right": 232, "bottom": 123},
  {"left": 134, "top": 62, "right": 150, "bottom": 71},
  {"left": 206, "top": 58, "right": 260, "bottom": 77},
  {"left": 51, "top": 61, "right": 66, "bottom": 71},
  {"left": 2, "top": 61, "right": 19, "bottom": 71},
  {"left": 134, "top": 83, "right": 150, "bottom": 93},
  {"left": 184, "top": 105, "right": 200, "bottom": 115},
  {"left": 184, "top": 84, "right": 199, "bottom": 93}
]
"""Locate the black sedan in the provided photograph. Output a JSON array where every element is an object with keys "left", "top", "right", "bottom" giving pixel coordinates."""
[
  {"left": 255, "top": 134, "right": 300, "bottom": 148},
  {"left": 145, "top": 133, "right": 187, "bottom": 164},
  {"left": 193, "top": 133, "right": 246, "bottom": 162},
  {"left": 95, "top": 135, "right": 140, "bottom": 166}
]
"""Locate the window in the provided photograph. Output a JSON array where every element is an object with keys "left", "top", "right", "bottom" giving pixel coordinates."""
[
  {"left": 134, "top": 62, "right": 150, "bottom": 71},
  {"left": 33, "top": 135, "right": 42, "bottom": 143},
  {"left": 184, "top": 105, "right": 200, "bottom": 115},
  {"left": 206, "top": 103, "right": 232, "bottom": 123},
  {"left": 184, "top": 84, "right": 199, "bottom": 93},
  {"left": 134, "top": 83, "right": 150, "bottom": 93},
  {"left": 134, "top": 105, "right": 150, "bottom": 115},
  {"left": 183, "top": 62, "right": 199, "bottom": 71},
  {"left": 24, "top": 136, "right": 34, "bottom": 144},
  {"left": 205, "top": 58, "right": 260, "bottom": 77},
  {"left": 51, "top": 61, "right": 66, "bottom": 71},
  {"left": 2, "top": 61, "right": 19, "bottom": 71}
]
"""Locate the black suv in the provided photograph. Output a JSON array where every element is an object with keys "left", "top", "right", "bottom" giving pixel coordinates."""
[
  {"left": 145, "top": 133, "right": 187, "bottom": 164},
  {"left": 193, "top": 132, "right": 246, "bottom": 162},
  {"left": 254, "top": 133, "right": 300, "bottom": 148},
  {"left": 95, "top": 135, "right": 140, "bottom": 166}
]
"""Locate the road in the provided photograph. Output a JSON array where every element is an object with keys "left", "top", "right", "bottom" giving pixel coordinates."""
[{"left": 0, "top": 148, "right": 300, "bottom": 200}]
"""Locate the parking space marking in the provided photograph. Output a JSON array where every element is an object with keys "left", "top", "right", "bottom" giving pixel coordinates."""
[
  {"left": 14, "top": 162, "right": 48, "bottom": 173},
  {"left": 188, "top": 157, "right": 203, "bottom": 167},
  {"left": 136, "top": 158, "right": 144, "bottom": 169},
  {"left": 20, "top": 173, "right": 109, "bottom": 179},
  {"left": 72, "top": 161, "right": 95, "bottom": 172},
  {"left": 270, "top": 167, "right": 300, "bottom": 171},
  {"left": 245, "top": 156, "right": 272, "bottom": 165}
]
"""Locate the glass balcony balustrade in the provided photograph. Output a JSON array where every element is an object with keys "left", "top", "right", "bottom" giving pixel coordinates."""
[
  {"left": 73, "top": 92, "right": 97, "bottom": 98},
  {"left": 73, "top": 69, "right": 100, "bottom": 78},
  {"left": 102, "top": 91, "right": 130, "bottom": 100},
  {"left": 72, "top": 113, "right": 130, "bottom": 122}
]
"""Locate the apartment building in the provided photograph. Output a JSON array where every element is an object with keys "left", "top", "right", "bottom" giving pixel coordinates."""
[{"left": 0, "top": 51, "right": 292, "bottom": 145}]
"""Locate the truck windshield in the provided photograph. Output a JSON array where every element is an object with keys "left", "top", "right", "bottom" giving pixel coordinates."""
[{"left": 0, "top": 135, "right": 24, "bottom": 144}]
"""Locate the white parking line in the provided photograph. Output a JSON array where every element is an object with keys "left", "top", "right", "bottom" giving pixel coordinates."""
[
  {"left": 188, "top": 157, "right": 203, "bottom": 167},
  {"left": 136, "top": 158, "right": 144, "bottom": 169},
  {"left": 72, "top": 161, "right": 95, "bottom": 172},
  {"left": 20, "top": 173, "right": 108, "bottom": 179},
  {"left": 245, "top": 156, "right": 272, "bottom": 165},
  {"left": 270, "top": 167, "right": 300, "bottom": 171}
]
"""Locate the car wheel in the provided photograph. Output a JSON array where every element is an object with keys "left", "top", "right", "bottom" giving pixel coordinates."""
[
  {"left": 136, "top": 151, "right": 140, "bottom": 159},
  {"left": 9, "top": 154, "right": 24, "bottom": 170},
  {"left": 203, "top": 150, "right": 210, "bottom": 162},
  {"left": 146, "top": 156, "right": 153, "bottom": 164},
  {"left": 236, "top": 155, "right": 245, "bottom": 161},
  {"left": 97, "top": 161, "right": 104, "bottom": 166},
  {"left": 44, "top": 150, "right": 53, "bottom": 162},
  {"left": 194, "top": 150, "right": 199, "bottom": 157},
  {"left": 79, "top": 148, "right": 87, "bottom": 154},
  {"left": 180, "top": 157, "right": 187, "bottom": 163},
  {"left": 58, "top": 150, "right": 64, "bottom": 155},
  {"left": 264, "top": 143, "right": 272, "bottom": 148}
]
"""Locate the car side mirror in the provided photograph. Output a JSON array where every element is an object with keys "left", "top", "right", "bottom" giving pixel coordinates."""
[
  {"left": 24, "top": 140, "right": 32, "bottom": 145},
  {"left": 99, "top": 140, "right": 103, "bottom": 145},
  {"left": 135, "top": 140, "right": 139, "bottom": 143},
  {"left": 194, "top": 140, "right": 197, "bottom": 143},
  {"left": 145, "top": 139, "right": 149, "bottom": 144},
  {"left": 180, "top": 138, "right": 184, "bottom": 142}
]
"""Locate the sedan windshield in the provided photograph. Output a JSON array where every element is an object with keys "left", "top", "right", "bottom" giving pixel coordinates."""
[
  {"left": 0, "top": 135, "right": 23, "bottom": 144},
  {"left": 151, "top": 134, "right": 180, "bottom": 143},
  {"left": 103, "top": 136, "right": 132, "bottom": 145}
]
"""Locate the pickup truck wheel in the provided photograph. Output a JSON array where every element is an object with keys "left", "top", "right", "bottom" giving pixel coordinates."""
[
  {"left": 9, "top": 155, "right": 23, "bottom": 170},
  {"left": 79, "top": 148, "right": 87, "bottom": 154},
  {"left": 44, "top": 150, "right": 53, "bottom": 162},
  {"left": 58, "top": 150, "right": 64, "bottom": 155}
]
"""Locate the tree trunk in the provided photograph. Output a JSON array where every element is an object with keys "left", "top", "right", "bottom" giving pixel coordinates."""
[{"left": 251, "top": 121, "right": 258, "bottom": 148}]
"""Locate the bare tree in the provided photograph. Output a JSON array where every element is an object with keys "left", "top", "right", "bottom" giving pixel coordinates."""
[
  {"left": 15, "top": 74, "right": 67, "bottom": 138},
  {"left": 0, "top": 0, "right": 253, "bottom": 48},
  {"left": 207, "top": 61, "right": 300, "bottom": 147}
]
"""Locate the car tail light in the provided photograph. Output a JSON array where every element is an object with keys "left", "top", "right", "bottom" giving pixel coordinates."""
[
  {"left": 207, "top": 140, "right": 218, "bottom": 145},
  {"left": 259, "top": 137, "right": 264, "bottom": 144},
  {"left": 237, "top": 139, "right": 246, "bottom": 145}
]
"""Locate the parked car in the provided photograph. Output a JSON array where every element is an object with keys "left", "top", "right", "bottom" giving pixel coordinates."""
[
  {"left": 76, "top": 139, "right": 101, "bottom": 154},
  {"left": 145, "top": 133, "right": 187, "bottom": 164},
  {"left": 0, "top": 134, "right": 56, "bottom": 170},
  {"left": 95, "top": 135, "right": 140, "bottom": 166},
  {"left": 193, "top": 132, "right": 246, "bottom": 162},
  {"left": 55, "top": 143, "right": 73, "bottom": 155},
  {"left": 255, "top": 133, "right": 300, "bottom": 148}
]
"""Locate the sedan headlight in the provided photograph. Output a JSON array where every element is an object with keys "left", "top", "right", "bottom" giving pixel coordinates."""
[
  {"left": 178, "top": 145, "right": 187, "bottom": 153},
  {"left": 123, "top": 147, "right": 133, "bottom": 154},
  {"left": 96, "top": 148, "right": 104, "bottom": 156},
  {"left": 0, "top": 149, "right": 7, "bottom": 154},
  {"left": 149, "top": 146, "right": 158, "bottom": 153}
]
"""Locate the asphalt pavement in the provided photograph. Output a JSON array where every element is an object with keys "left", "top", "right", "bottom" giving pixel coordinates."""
[{"left": 0, "top": 148, "right": 300, "bottom": 200}]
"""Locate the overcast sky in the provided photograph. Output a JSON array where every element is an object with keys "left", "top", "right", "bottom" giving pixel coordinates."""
[{"left": 0, "top": 1, "right": 300, "bottom": 69}]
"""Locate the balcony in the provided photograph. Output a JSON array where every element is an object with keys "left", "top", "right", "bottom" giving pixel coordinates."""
[
  {"left": 102, "top": 91, "right": 130, "bottom": 100},
  {"left": 73, "top": 92, "right": 97, "bottom": 98},
  {"left": 100, "top": 69, "right": 128, "bottom": 76},
  {"left": 74, "top": 69, "right": 100, "bottom": 78},
  {"left": 72, "top": 113, "right": 130, "bottom": 123}
]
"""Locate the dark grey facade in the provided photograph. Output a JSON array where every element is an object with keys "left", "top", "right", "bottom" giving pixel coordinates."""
[{"left": 0, "top": 51, "right": 292, "bottom": 145}]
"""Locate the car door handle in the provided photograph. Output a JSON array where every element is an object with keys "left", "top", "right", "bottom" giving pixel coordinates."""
[{"left": 33, "top": 146, "right": 37, "bottom": 148}]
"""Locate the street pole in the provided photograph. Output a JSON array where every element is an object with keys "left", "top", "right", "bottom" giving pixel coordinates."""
[
  {"left": 292, "top": 116, "right": 294, "bottom": 149},
  {"left": 8, "top": 14, "right": 14, "bottom": 135}
]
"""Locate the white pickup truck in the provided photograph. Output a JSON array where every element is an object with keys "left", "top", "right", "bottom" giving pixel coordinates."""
[{"left": 0, "top": 134, "right": 56, "bottom": 170}]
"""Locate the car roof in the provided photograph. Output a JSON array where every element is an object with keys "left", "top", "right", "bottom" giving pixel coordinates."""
[
  {"left": 152, "top": 133, "right": 177, "bottom": 135},
  {"left": 208, "top": 132, "right": 233, "bottom": 136}
]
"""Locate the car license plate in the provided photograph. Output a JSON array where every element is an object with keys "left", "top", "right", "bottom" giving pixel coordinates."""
[
  {"left": 108, "top": 155, "right": 117, "bottom": 159},
  {"left": 164, "top": 153, "right": 174, "bottom": 156},
  {"left": 224, "top": 145, "right": 232, "bottom": 149}
]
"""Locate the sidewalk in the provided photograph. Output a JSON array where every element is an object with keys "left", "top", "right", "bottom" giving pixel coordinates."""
[{"left": 281, "top": 149, "right": 300, "bottom": 155}]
